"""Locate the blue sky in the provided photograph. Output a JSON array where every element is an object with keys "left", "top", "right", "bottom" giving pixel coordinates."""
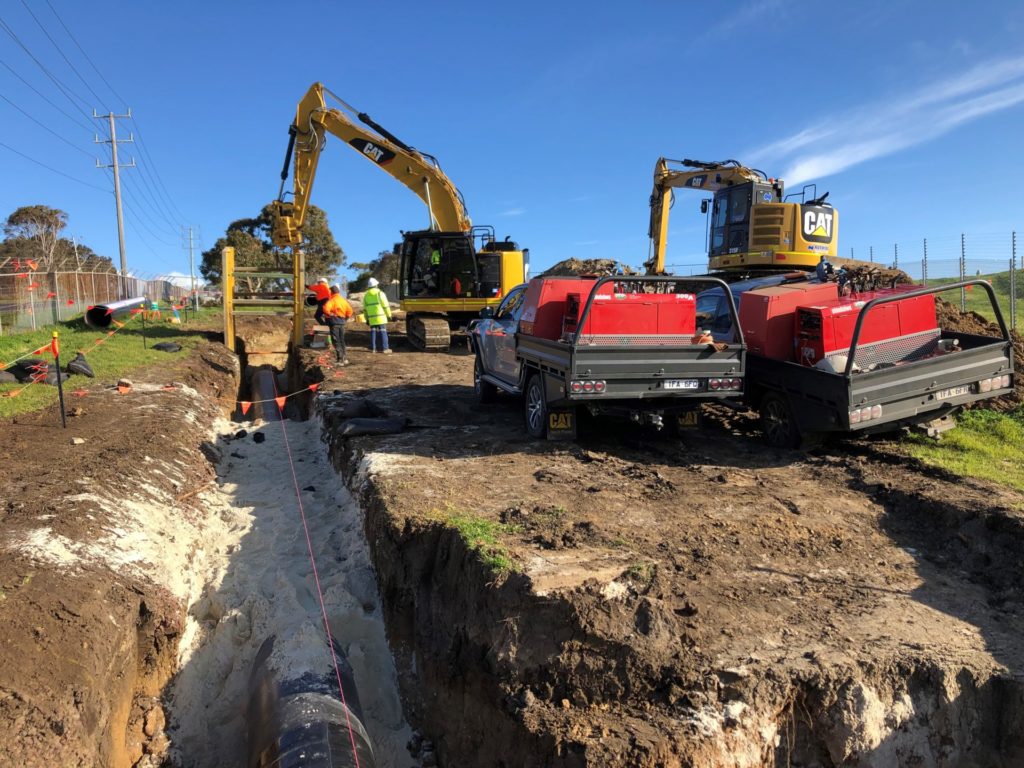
[{"left": 2, "top": 0, "right": 1023, "bottom": 282}]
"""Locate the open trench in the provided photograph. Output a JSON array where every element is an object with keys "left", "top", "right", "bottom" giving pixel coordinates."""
[
  {"left": 158, "top": 331, "right": 420, "bottom": 767},
  {"left": 63, "top": 321, "right": 1024, "bottom": 767}
]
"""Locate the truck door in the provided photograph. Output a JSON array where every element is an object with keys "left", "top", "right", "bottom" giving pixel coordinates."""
[
  {"left": 477, "top": 285, "right": 525, "bottom": 380},
  {"left": 493, "top": 286, "right": 526, "bottom": 381}
]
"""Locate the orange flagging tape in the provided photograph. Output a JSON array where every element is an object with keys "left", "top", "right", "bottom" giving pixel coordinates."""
[
  {"left": 240, "top": 401, "right": 252, "bottom": 415},
  {"left": 275, "top": 396, "right": 286, "bottom": 410}
]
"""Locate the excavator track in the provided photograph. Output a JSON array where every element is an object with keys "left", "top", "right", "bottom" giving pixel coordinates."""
[{"left": 406, "top": 313, "right": 451, "bottom": 351}]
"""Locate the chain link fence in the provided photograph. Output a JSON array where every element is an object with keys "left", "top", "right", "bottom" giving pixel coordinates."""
[{"left": 0, "top": 269, "right": 190, "bottom": 335}]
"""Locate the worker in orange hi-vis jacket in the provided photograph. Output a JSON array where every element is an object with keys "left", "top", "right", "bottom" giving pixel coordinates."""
[
  {"left": 310, "top": 277, "right": 331, "bottom": 325},
  {"left": 322, "top": 284, "right": 354, "bottom": 364}
]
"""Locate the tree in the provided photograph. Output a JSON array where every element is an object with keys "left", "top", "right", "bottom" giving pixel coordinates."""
[
  {"left": 200, "top": 203, "right": 344, "bottom": 291},
  {"left": 349, "top": 250, "right": 399, "bottom": 293},
  {"left": 4, "top": 205, "right": 68, "bottom": 270}
]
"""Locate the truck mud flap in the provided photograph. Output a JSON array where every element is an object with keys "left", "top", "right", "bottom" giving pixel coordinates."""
[{"left": 546, "top": 409, "right": 577, "bottom": 440}]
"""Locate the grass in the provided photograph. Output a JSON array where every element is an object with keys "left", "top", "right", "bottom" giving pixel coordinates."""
[
  {"left": 926, "top": 270, "right": 1022, "bottom": 328},
  {"left": 0, "top": 311, "right": 214, "bottom": 418},
  {"left": 903, "top": 409, "right": 1024, "bottom": 492},
  {"left": 432, "top": 505, "right": 520, "bottom": 574}
]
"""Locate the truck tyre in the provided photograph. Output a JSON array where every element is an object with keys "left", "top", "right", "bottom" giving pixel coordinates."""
[
  {"left": 474, "top": 356, "right": 497, "bottom": 404},
  {"left": 524, "top": 373, "right": 547, "bottom": 439},
  {"left": 760, "top": 392, "right": 801, "bottom": 449}
]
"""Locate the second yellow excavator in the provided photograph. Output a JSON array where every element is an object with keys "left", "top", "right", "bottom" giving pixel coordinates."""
[
  {"left": 645, "top": 158, "right": 839, "bottom": 275},
  {"left": 271, "top": 83, "right": 527, "bottom": 350}
]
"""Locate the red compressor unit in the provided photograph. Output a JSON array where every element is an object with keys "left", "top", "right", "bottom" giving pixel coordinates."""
[{"left": 795, "top": 290, "right": 939, "bottom": 366}]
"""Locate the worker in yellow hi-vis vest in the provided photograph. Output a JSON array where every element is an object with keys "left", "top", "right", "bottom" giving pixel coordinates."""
[{"left": 363, "top": 278, "right": 393, "bottom": 354}]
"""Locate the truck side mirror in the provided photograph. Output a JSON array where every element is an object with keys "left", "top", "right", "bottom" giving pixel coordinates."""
[
  {"left": 479, "top": 306, "right": 495, "bottom": 319},
  {"left": 700, "top": 200, "right": 709, "bottom": 214}
]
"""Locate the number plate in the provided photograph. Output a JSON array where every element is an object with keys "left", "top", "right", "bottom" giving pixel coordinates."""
[
  {"left": 664, "top": 379, "right": 699, "bottom": 390},
  {"left": 936, "top": 384, "right": 971, "bottom": 400}
]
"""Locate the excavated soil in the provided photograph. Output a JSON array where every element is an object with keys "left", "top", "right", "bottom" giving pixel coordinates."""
[
  {"left": 0, "top": 331, "right": 238, "bottom": 767},
  {"left": 2, "top": 306, "right": 1022, "bottom": 767},
  {"left": 298, "top": 320, "right": 1024, "bottom": 766}
]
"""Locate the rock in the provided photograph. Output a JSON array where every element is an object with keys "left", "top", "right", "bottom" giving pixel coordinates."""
[
  {"left": 67, "top": 407, "right": 85, "bottom": 417},
  {"left": 561, "top": 698, "right": 571, "bottom": 709},
  {"left": 70, "top": 437, "right": 86, "bottom": 445},
  {"left": 421, "top": 750, "right": 437, "bottom": 767},
  {"left": 253, "top": 432, "right": 266, "bottom": 444},
  {"left": 143, "top": 705, "right": 165, "bottom": 737},
  {"left": 234, "top": 429, "right": 247, "bottom": 439}
]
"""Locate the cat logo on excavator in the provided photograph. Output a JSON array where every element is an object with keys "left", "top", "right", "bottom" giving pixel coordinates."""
[{"left": 801, "top": 206, "right": 835, "bottom": 243}]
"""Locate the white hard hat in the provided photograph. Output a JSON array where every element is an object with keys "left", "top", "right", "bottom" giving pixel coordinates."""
[
  {"left": 317, "top": 278, "right": 329, "bottom": 284},
  {"left": 330, "top": 284, "right": 341, "bottom": 292},
  {"left": 368, "top": 277, "right": 380, "bottom": 287}
]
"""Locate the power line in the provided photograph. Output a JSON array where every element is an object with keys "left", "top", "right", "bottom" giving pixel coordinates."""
[
  {"left": 0, "top": 139, "right": 107, "bottom": 191},
  {"left": 17, "top": 0, "right": 107, "bottom": 109},
  {"left": 35, "top": 2, "right": 189, "bottom": 223},
  {"left": 42, "top": 0, "right": 125, "bottom": 107},
  {"left": 0, "top": 89, "right": 93, "bottom": 157},
  {"left": 0, "top": 13, "right": 93, "bottom": 119},
  {"left": 0, "top": 55, "right": 93, "bottom": 133}
]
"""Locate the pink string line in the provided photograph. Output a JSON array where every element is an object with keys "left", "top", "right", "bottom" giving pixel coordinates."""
[{"left": 272, "top": 385, "right": 364, "bottom": 768}]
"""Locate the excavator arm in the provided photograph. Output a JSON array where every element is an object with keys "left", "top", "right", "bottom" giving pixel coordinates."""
[
  {"left": 645, "top": 158, "right": 769, "bottom": 274},
  {"left": 272, "top": 82, "right": 471, "bottom": 247}
]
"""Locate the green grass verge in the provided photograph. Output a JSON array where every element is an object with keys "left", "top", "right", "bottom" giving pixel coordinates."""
[
  {"left": 442, "top": 510, "right": 520, "bottom": 573},
  {"left": 0, "top": 312, "right": 214, "bottom": 418},
  {"left": 903, "top": 409, "right": 1024, "bottom": 492},
  {"left": 927, "top": 271, "right": 1022, "bottom": 328}
]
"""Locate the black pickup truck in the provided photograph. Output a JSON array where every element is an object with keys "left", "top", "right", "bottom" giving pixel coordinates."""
[
  {"left": 696, "top": 277, "right": 1015, "bottom": 448},
  {"left": 469, "top": 275, "right": 746, "bottom": 439}
]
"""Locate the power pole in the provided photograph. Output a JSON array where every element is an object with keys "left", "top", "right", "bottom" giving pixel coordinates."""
[
  {"left": 182, "top": 225, "right": 199, "bottom": 312},
  {"left": 94, "top": 109, "right": 135, "bottom": 299}
]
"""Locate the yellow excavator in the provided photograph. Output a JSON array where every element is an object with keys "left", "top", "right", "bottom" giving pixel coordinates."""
[
  {"left": 271, "top": 83, "right": 528, "bottom": 350},
  {"left": 645, "top": 158, "right": 839, "bottom": 275}
]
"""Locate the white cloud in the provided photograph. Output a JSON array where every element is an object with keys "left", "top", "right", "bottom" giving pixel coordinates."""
[
  {"left": 497, "top": 207, "right": 526, "bottom": 217},
  {"left": 748, "top": 56, "right": 1024, "bottom": 186},
  {"left": 713, "top": 0, "right": 784, "bottom": 33}
]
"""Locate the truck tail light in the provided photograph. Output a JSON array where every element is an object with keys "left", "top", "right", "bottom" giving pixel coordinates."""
[
  {"left": 850, "top": 404, "right": 883, "bottom": 425},
  {"left": 980, "top": 375, "right": 1012, "bottom": 393},
  {"left": 571, "top": 380, "right": 605, "bottom": 395},
  {"left": 708, "top": 378, "right": 742, "bottom": 391}
]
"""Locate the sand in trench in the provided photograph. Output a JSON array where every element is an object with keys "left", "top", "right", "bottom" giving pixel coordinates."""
[{"left": 167, "top": 417, "right": 416, "bottom": 768}]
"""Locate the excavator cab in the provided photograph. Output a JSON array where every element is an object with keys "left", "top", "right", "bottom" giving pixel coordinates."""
[
  {"left": 708, "top": 181, "right": 782, "bottom": 258},
  {"left": 400, "top": 231, "right": 479, "bottom": 300}
]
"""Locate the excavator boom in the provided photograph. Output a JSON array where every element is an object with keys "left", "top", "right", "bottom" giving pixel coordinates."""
[
  {"left": 273, "top": 83, "right": 471, "bottom": 247},
  {"left": 646, "top": 158, "right": 770, "bottom": 274}
]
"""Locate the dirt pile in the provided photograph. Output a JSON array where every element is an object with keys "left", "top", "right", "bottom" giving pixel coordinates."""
[
  {"left": 539, "top": 259, "right": 638, "bottom": 277},
  {"left": 0, "top": 339, "right": 237, "bottom": 767},
  {"left": 936, "top": 299, "right": 1023, "bottom": 408}
]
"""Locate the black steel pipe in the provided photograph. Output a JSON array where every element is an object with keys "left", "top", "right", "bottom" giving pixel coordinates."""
[
  {"left": 247, "top": 635, "right": 376, "bottom": 768},
  {"left": 84, "top": 296, "right": 146, "bottom": 328}
]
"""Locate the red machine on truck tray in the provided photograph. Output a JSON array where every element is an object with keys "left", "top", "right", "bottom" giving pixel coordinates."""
[
  {"left": 722, "top": 276, "right": 1015, "bottom": 447},
  {"left": 470, "top": 275, "right": 745, "bottom": 439}
]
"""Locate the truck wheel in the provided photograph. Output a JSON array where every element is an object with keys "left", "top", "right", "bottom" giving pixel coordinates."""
[
  {"left": 524, "top": 373, "right": 547, "bottom": 439},
  {"left": 474, "top": 356, "right": 497, "bottom": 404},
  {"left": 760, "top": 392, "right": 801, "bottom": 449}
]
